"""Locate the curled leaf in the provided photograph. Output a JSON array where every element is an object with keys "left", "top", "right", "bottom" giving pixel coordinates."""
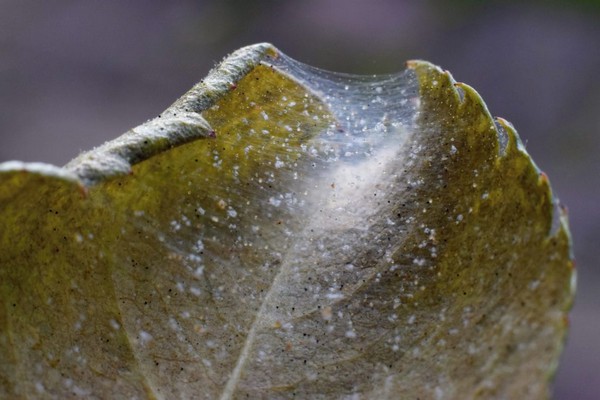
[{"left": 0, "top": 43, "right": 574, "bottom": 399}]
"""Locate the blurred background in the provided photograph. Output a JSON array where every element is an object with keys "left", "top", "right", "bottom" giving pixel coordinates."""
[{"left": 0, "top": 0, "right": 598, "bottom": 397}]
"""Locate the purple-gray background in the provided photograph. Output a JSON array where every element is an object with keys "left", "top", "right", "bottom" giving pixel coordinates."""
[{"left": 1, "top": 1, "right": 598, "bottom": 398}]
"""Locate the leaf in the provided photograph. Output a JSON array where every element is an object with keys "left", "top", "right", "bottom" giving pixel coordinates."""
[{"left": 0, "top": 43, "right": 575, "bottom": 399}]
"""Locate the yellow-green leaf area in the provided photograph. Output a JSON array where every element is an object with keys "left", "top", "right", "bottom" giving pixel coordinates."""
[
  {"left": 0, "top": 167, "right": 155, "bottom": 398},
  {"left": 74, "top": 64, "right": 335, "bottom": 397},
  {"left": 0, "top": 44, "right": 574, "bottom": 399}
]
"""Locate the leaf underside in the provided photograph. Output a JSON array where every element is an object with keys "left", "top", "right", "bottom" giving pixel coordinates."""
[{"left": 0, "top": 43, "right": 574, "bottom": 399}]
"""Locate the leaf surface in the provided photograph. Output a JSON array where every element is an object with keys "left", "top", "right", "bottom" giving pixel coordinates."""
[{"left": 0, "top": 44, "right": 575, "bottom": 399}]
